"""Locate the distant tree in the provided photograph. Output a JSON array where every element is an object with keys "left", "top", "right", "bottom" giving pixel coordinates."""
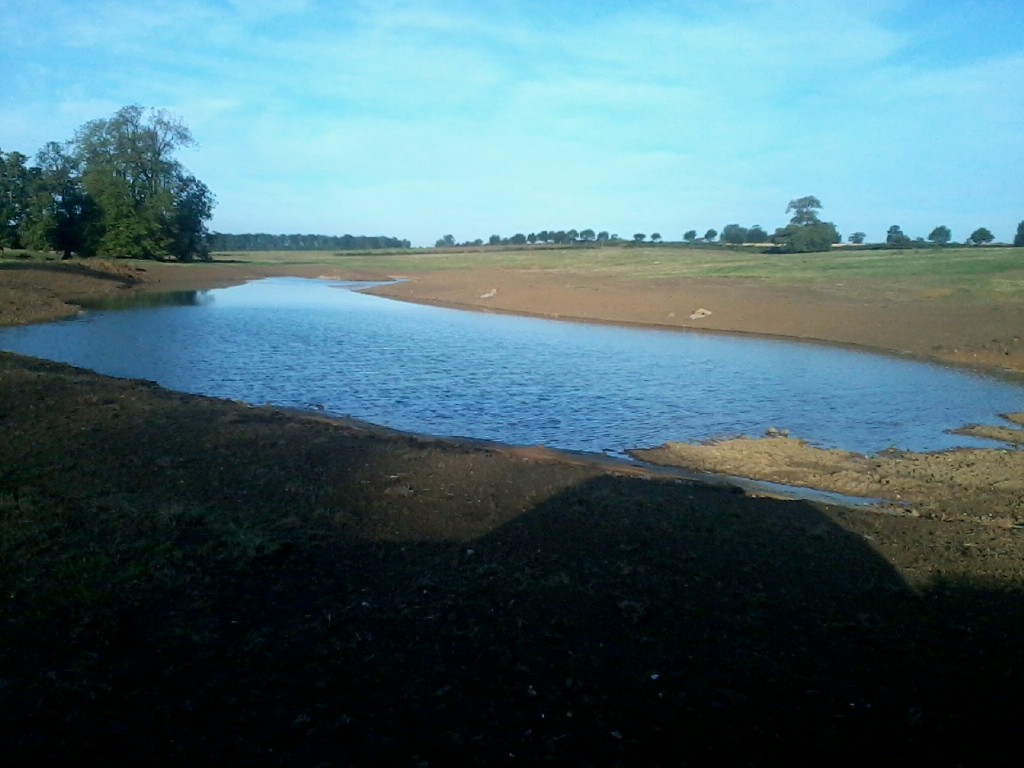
[
  {"left": 1014, "top": 221, "right": 1024, "bottom": 247},
  {"left": 774, "top": 223, "right": 839, "bottom": 253},
  {"left": 597, "top": 230, "right": 609, "bottom": 241},
  {"left": 567, "top": 229, "right": 579, "bottom": 242},
  {"left": 509, "top": 233, "right": 527, "bottom": 246},
  {"left": 488, "top": 234, "right": 501, "bottom": 245},
  {"left": 774, "top": 195, "right": 838, "bottom": 253},
  {"left": 683, "top": 229, "right": 697, "bottom": 243},
  {"left": 704, "top": 228, "right": 718, "bottom": 242},
  {"left": 435, "top": 234, "right": 456, "bottom": 247},
  {"left": 968, "top": 227, "right": 994, "bottom": 245},
  {"left": 848, "top": 231, "right": 866, "bottom": 244},
  {"left": 927, "top": 225, "right": 952, "bottom": 244},
  {"left": 651, "top": 233, "right": 662, "bottom": 243},
  {"left": 580, "top": 228, "right": 596, "bottom": 241},
  {"left": 527, "top": 232, "right": 537, "bottom": 244},
  {"left": 886, "top": 225, "right": 911, "bottom": 247},
  {"left": 720, "top": 224, "right": 749, "bottom": 245},
  {"left": 786, "top": 195, "right": 823, "bottom": 226},
  {"left": 746, "top": 225, "right": 768, "bottom": 244},
  {"left": 633, "top": 233, "right": 646, "bottom": 243}
]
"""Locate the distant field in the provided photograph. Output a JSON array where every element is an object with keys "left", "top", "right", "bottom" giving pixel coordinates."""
[
  {"left": 5, "top": 244, "right": 1022, "bottom": 301},
  {"left": 213, "top": 245, "right": 1024, "bottom": 300}
]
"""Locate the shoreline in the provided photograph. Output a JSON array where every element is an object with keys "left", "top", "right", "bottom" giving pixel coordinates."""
[
  {"left": 4, "top": 259, "right": 1019, "bottom": 524},
  {"left": 5, "top": 257, "right": 1023, "bottom": 377}
]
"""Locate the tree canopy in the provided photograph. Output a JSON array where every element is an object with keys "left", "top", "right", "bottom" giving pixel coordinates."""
[
  {"left": 1015, "top": 221, "right": 1024, "bottom": 247},
  {"left": 785, "top": 196, "right": 823, "bottom": 226},
  {"left": 927, "top": 225, "right": 952, "bottom": 244},
  {"left": 1, "top": 105, "right": 215, "bottom": 260},
  {"left": 968, "top": 227, "right": 994, "bottom": 245},
  {"left": 886, "top": 225, "right": 911, "bottom": 247},
  {"left": 773, "top": 195, "right": 839, "bottom": 253}
]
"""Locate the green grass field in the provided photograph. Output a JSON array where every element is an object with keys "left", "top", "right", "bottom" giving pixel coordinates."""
[
  {"left": 6, "top": 244, "right": 1023, "bottom": 299},
  {"left": 215, "top": 244, "right": 1024, "bottom": 298}
]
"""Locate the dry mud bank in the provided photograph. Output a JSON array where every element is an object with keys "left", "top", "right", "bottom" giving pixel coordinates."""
[{"left": 368, "top": 268, "right": 1024, "bottom": 375}]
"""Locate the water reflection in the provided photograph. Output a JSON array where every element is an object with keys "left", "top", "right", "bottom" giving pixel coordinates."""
[
  {"left": 0, "top": 277, "right": 1021, "bottom": 457},
  {"left": 78, "top": 290, "right": 212, "bottom": 311}
]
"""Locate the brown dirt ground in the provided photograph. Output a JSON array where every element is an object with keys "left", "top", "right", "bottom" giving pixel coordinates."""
[{"left": 2, "top": 259, "right": 1024, "bottom": 764}]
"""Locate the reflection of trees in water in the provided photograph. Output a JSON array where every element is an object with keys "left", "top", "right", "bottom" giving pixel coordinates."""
[{"left": 79, "top": 289, "right": 211, "bottom": 311}]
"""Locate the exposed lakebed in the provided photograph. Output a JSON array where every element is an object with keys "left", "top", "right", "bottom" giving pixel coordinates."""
[{"left": 1, "top": 277, "right": 1021, "bottom": 457}]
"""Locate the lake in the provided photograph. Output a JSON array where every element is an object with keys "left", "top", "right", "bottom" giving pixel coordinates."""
[{"left": 1, "top": 277, "right": 1022, "bottom": 457}]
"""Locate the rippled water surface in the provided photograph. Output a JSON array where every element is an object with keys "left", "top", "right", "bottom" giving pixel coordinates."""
[{"left": 2, "top": 277, "right": 1022, "bottom": 456}]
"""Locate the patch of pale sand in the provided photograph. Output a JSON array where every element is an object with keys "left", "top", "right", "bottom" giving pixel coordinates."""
[
  {"left": 953, "top": 424, "right": 1024, "bottom": 445},
  {"left": 630, "top": 436, "right": 1024, "bottom": 525}
]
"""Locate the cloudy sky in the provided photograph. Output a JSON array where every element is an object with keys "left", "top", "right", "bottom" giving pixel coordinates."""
[{"left": 2, "top": 0, "right": 1022, "bottom": 246}]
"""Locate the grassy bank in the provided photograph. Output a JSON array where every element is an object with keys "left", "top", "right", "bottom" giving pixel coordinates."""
[
  {"left": 210, "top": 244, "right": 1024, "bottom": 299},
  {"left": 7, "top": 244, "right": 1023, "bottom": 298}
]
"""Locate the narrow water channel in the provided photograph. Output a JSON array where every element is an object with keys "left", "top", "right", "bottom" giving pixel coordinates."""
[{"left": 1, "top": 277, "right": 1021, "bottom": 457}]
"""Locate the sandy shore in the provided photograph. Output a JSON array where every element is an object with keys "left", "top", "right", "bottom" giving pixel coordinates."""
[{"left": 366, "top": 267, "right": 1024, "bottom": 376}]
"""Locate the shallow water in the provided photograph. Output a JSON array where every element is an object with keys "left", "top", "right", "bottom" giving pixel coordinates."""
[{"left": 1, "top": 277, "right": 1021, "bottom": 456}]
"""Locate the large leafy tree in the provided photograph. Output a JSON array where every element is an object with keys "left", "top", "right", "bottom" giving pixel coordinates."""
[
  {"left": 785, "top": 195, "right": 823, "bottom": 226},
  {"left": 1014, "top": 221, "right": 1024, "bottom": 247},
  {"left": 72, "top": 105, "right": 214, "bottom": 260},
  {"left": 21, "top": 141, "right": 99, "bottom": 257},
  {"left": 927, "top": 225, "right": 952, "bottom": 244},
  {"left": 773, "top": 195, "right": 839, "bottom": 253}
]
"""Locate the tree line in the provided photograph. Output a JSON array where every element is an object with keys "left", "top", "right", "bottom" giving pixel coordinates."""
[
  {"left": 209, "top": 233, "right": 411, "bottom": 251},
  {"left": 1, "top": 105, "right": 215, "bottom": 261},
  {"left": 438, "top": 197, "right": 1023, "bottom": 253}
]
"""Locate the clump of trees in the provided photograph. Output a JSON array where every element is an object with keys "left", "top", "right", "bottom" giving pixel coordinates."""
[
  {"left": 210, "top": 233, "right": 410, "bottom": 251},
  {"left": 772, "top": 196, "right": 840, "bottom": 253},
  {"left": 720, "top": 224, "right": 769, "bottom": 244},
  {"left": 1, "top": 105, "right": 215, "bottom": 261},
  {"left": 439, "top": 229, "right": 621, "bottom": 247}
]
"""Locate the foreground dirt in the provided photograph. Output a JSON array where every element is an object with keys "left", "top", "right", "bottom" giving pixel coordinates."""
[
  {"left": 2, "top": 259, "right": 1024, "bottom": 763},
  {"left": 4, "top": 352, "right": 1024, "bottom": 765}
]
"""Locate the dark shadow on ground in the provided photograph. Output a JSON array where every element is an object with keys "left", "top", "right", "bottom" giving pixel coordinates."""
[{"left": 2, "top": 354, "right": 1024, "bottom": 765}]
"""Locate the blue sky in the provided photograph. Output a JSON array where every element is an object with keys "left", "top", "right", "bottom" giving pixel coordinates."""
[{"left": 2, "top": 0, "right": 1022, "bottom": 246}]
